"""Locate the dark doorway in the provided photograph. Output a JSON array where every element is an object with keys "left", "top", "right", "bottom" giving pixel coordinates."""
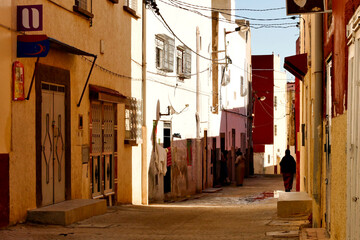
[{"left": 163, "top": 123, "right": 171, "bottom": 193}]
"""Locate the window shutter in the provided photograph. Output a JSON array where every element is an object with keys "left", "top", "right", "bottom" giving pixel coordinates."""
[
  {"left": 163, "top": 41, "right": 169, "bottom": 71},
  {"left": 167, "top": 38, "right": 175, "bottom": 72},
  {"left": 130, "top": 0, "right": 137, "bottom": 12},
  {"left": 184, "top": 47, "right": 191, "bottom": 78}
]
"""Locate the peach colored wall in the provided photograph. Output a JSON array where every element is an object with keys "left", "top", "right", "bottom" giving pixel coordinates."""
[
  {"left": 9, "top": 0, "right": 134, "bottom": 224},
  {"left": 0, "top": 0, "right": 12, "bottom": 154}
]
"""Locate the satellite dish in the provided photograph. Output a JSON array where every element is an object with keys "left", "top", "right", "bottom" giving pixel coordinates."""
[
  {"left": 156, "top": 100, "right": 160, "bottom": 121},
  {"left": 294, "top": 0, "right": 306, "bottom": 7}
]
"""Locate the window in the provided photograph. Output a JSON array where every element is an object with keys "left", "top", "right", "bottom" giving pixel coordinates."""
[
  {"left": 268, "top": 155, "right": 270, "bottom": 164},
  {"left": 274, "top": 125, "right": 277, "bottom": 136},
  {"left": 274, "top": 96, "right": 277, "bottom": 110},
  {"left": 125, "top": 0, "right": 137, "bottom": 10},
  {"left": 176, "top": 46, "right": 192, "bottom": 79},
  {"left": 155, "top": 34, "right": 175, "bottom": 72},
  {"left": 74, "top": 0, "right": 94, "bottom": 18},
  {"left": 156, "top": 38, "right": 164, "bottom": 69},
  {"left": 125, "top": 98, "right": 142, "bottom": 145},
  {"left": 176, "top": 47, "right": 184, "bottom": 76},
  {"left": 240, "top": 76, "right": 248, "bottom": 96},
  {"left": 221, "top": 66, "right": 230, "bottom": 86},
  {"left": 124, "top": 0, "right": 140, "bottom": 17}
]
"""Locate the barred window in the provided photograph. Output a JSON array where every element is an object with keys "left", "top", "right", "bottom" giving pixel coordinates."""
[
  {"left": 74, "top": 0, "right": 93, "bottom": 18},
  {"left": 124, "top": 0, "right": 137, "bottom": 12},
  {"left": 155, "top": 34, "right": 175, "bottom": 72},
  {"left": 125, "top": 98, "right": 142, "bottom": 144}
]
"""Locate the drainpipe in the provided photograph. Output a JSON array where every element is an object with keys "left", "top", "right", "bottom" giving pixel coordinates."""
[
  {"left": 196, "top": 26, "right": 202, "bottom": 192},
  {"left": 311, "top": 13, "right": 323, "bottom": 228},
  {"left": 141, "top": 0, "right": 148, "bottom": 205}
]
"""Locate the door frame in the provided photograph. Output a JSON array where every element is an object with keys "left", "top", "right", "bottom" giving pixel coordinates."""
[
  {"left": 36, "top": 63, "right": 71, "bottom": 207},
  {"left": 325, "top": 56, "right": 332, "bottom": 233}
]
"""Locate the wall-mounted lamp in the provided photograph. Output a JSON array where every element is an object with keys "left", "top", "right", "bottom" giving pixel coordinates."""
[
  {"left": 173, "top": 133, "right": 181, "bottom": 138},
  {"left": 257, "top": 96, "right": 266, "bottom": 101}
]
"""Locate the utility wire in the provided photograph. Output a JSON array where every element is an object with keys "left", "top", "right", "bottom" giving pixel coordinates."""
[
  {"left": 166, "top": 0, "right": 295, "bottom": 22},
  {"left": 154, "top": 10, "right": 225, "bottom": 62},
  {"left": 158, "top": 0, "right": 298, "bottom": 29},
  {"left": 166, "top": 0, "right": 285, "bottom": 12}
]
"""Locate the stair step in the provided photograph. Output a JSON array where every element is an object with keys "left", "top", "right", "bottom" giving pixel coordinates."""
[
  {"left": 27, "top": 199, "right": 107, "bottom": 225},
  {"left": 277, "top": 192, "right": 312, "bottom": 218}
]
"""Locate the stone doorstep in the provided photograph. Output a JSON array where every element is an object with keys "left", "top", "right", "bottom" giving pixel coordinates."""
[
  {"left": 300, "top": 228, "right": 330, "bottom": 240},
  {"left": 266, "top": 230, "right": 299, "bottom": 238},
  {"left": 277, "top": 192, "right": 312, "bottom": 218},
  {"left": 27, "top": 199, "right": 107, "bottom": 226}
]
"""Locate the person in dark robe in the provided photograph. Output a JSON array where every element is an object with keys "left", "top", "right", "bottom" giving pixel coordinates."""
[
  {"left": 280, "top": 149, "right": 296, "bottom": 192},
  {"left": 220, "top": 150, "right": 230, "bottom": 185}
]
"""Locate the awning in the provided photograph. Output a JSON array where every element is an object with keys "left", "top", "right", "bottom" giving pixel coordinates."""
[
  {"left": 284, "top": 53, "right": 308, "bottom": 80},
  {"left": 49, "top": 38, "right": 96, "bottom": 58},
  {"left": 89, "top": 84, "right": 130, "bottom": 104},
  {"left": 26, "top": 37, "right": 97, "bottom": 106}
]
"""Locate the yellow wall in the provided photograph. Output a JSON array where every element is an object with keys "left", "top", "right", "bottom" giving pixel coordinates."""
[
  {"left": 9, "top": 0, "right": 135, "bottom": 224},
  {"left": 329, "top": 114, "right": 347, "bottom": 240},
  {"left": 0, "top": 0, "right": 12, "bottom": 154}
]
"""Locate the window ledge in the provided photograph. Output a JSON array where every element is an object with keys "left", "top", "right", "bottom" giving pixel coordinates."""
[
  {"left": 123, "top": 6, "right": 140, "bottom": 19},
  {"left": 124, "top": 139, "right": 138, "bottom": 146},
  {"left": 73, "top": 5, "right": 94, "bottom": 19}
]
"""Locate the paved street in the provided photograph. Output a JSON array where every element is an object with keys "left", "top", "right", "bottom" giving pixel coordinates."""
[{"left": 1, "top": 175, "right": 304, "bottom": 240}]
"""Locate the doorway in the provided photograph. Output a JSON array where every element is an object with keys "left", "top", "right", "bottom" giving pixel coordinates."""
[
  {"left": 36, "top": 64, "right": 70, "bottom": 208},
  {"left": 325, "top": 57, "right": 332, "bottom": 233},
  {"left": 41, "top": 83, "right": 66, "bottom": 206},
  {"left": 90, "top": 101, "right": 116, "bottom": 198},
  {"left": 347, "top": 37, "right": 360, "bottom": 240},
  {"left": 163, "top": 122, "right": 171, "bottom": 193}
]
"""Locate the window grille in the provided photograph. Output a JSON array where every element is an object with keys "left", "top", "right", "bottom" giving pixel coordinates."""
[
  {"left": 125, "top": 98, "right": 142, "bottom": 141},
  {"left": 155, "top": 34, "right": 175, "bottom": 72}
]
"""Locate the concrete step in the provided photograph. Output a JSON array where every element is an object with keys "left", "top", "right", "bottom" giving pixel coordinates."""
[
  {"left": 277, "top": 192, "right": 312, "bottom": 218},
  {"left": 300, "top": 228, "right": 329, "bottom": 240},
  {"left": 27, "top": 199, "right": 107, "bottom": 225}
]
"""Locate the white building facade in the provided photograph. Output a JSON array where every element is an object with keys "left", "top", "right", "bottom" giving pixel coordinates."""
[{"left": 145, "top": 0, "right": 251, "bottom": 201}]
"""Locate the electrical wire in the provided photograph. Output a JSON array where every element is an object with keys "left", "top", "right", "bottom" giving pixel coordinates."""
[
  {"left": 158, "top": 0, "right": 299, "bottom": 29},
  {"left": 154, "top": 10, "right": 226, "bottom": 63},
  {"left": 147, "top": 68, "right": 210, "bottom": 78},
  {"left": 165, "top": 0, "right": 296, "bottom": 22},
  {"left": 166, "top": 0, "right": 285, "bottom": 12}
]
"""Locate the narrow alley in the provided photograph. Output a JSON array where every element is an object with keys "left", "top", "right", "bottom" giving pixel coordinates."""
[{"left": 1, "top": 175, "right": 309, "bottom": 240}]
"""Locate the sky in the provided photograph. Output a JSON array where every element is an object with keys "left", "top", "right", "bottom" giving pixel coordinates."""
[{"left": 236, "top": 0, "right": 299, "bottom": 81}]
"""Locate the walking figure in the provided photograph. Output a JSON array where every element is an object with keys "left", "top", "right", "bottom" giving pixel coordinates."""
[{"left": 280, "top": 149, "right": 296, "bottom": 192}]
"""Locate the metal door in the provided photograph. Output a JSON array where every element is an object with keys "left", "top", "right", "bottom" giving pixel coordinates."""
[
  {"left": 103, "top": 103, "right": 115, "bottom": 195},
  {"left": 90, "top": 102, "right": 115, "bottom": 197},
  {"left": 41, "top": 83, "right": 65, "bottom": 206},
  {"left": 91, "top": 102, "right": 102, "bottom": 197}
]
